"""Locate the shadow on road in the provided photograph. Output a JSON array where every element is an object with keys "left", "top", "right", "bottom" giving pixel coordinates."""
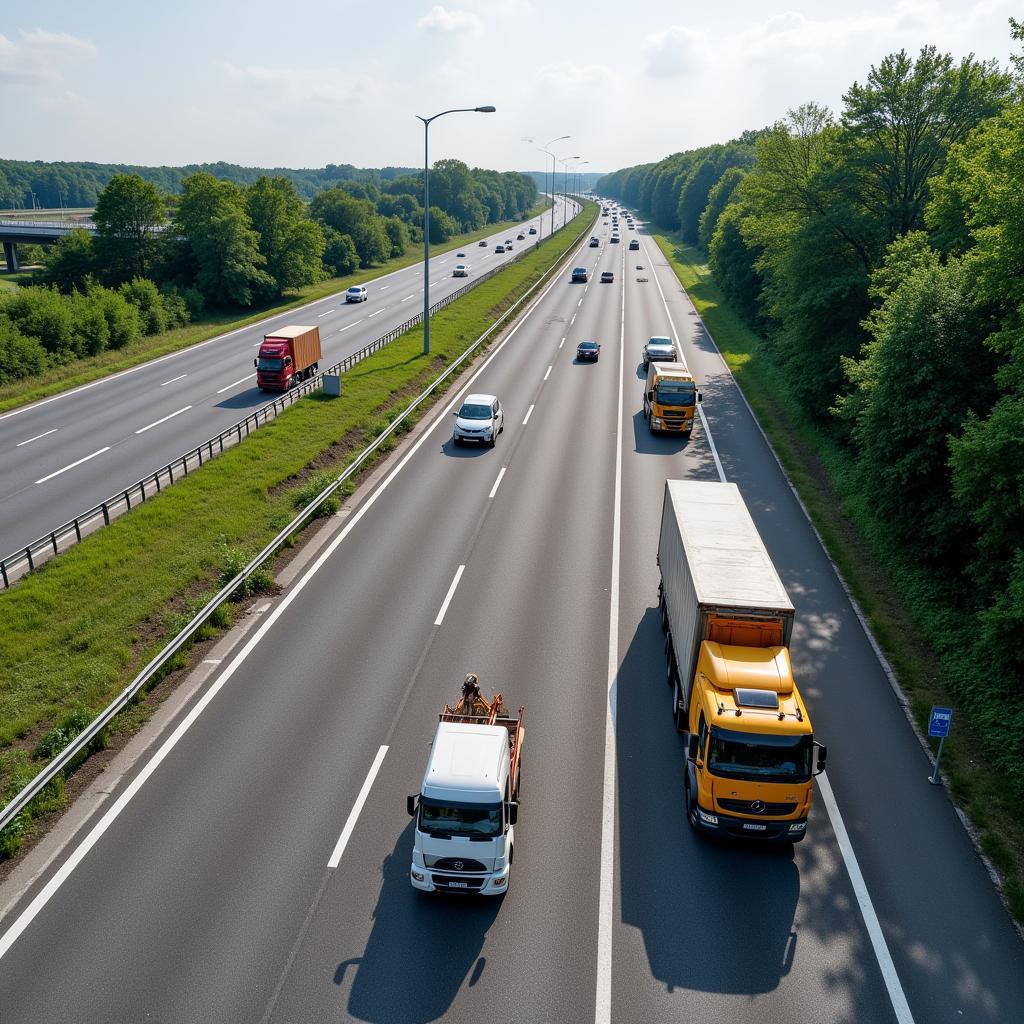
[
  {"left": 214, "top": 388, "right": 270, "bottom": 411},
  {"left": 439, "top": 437, "right": 496, "bottom": 458},
  {"left": 335, "top": 822, "right": 500, "bottom": 1023}
]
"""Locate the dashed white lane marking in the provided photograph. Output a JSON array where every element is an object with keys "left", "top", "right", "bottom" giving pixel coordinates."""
[
  {"left": 339, "top": 321, "right": 363, "bottom": 332},
  {"left": 543, "top": 365, "right": 552, "bottom": 381},
  {"left": 367, "top": 308, "right": 387, "bottom": 318},
  {"left": 401, "top": 295, "right": 415, "bottom": 302},
  {"left": 316, "top": 309, "right": 334, "bottom": 317},
  {"left": 522, "top": 404, "right": 535, "bottom": 426},
  {"left": 434, "top": 565, "right": 466, "bottom": 626},
  {"left": 379, "top": 285, "right": 389, "bottom": 290},
  {"left": 570, "top": 313, "right": 577, "bottom": 326},
  {"left": 16, "top": 428, "right": 57, "bottom": 447},
  {"left": 35, "top": 447, "right": 110, "bottom": 485},
  {"left": 159, "top": 374, "right": 188, "bottom": 386},
  {"left": 135, "top": 405, "right": 192, "bottom": 434},
  {"left": 489, "top": 467, "right": 507, "bottom": 499},
  {"left": 215, "top": 374, "right": 255, "bottom": 395},
  {"left": 328, "top": 746, "right": 389, "bottom": 869},
  {"left": 559, "top": 338, "right": 566, "bottom": 349}
]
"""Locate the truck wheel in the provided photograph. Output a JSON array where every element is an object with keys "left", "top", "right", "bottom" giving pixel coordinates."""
[
  {"left": 685, "top": 774, "right": 700, "bottom": 831},
  {"left": 664, "top": 636, "right": 675, "bottom": 687},
  {"left": 658, "top": 589, "right": 667, "bottom": 631}
]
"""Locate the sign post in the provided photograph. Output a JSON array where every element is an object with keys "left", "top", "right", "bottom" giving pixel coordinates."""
[{"left": 927, "top": 706, "right": 953, "bottom": 785}]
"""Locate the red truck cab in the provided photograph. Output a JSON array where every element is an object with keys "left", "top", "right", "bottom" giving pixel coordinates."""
[{"left": 254, "top": 325, "right": 322, "bottom": 391}]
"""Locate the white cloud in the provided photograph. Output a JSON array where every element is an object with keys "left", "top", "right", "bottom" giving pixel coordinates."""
[
  {"left": 644, "top": 25, "right": 710, "bottom": 78},
  {"left": 223, "top": 61, "right": 374, "bottom": 109},
  {"left": 0, "top": 28, "right": 95, "bottom": 87},
  {"left": 20, "top": 28, "right": 98, "bottom": 58},
  {"left": 417, "top": 5, "right": 483, "bottom": 35}
]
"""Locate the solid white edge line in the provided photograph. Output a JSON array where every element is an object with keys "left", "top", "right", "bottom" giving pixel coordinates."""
[
  {"left": 0, "top": 210, "right": 595, "bottom": 965},
  {"left": 434, "top": 565, "right": 466, "bottom": 626},
  {"left": 522, "top": 404, "right": 535, "bottom": 426},
  {"left": 642, "top": 232, "right": 916, "bottom": 1023},
  {"left": 215, "top": 374, "right": 255, "bottom": 395},
  {"left": 34, "top": 446, "right": 110, "bottom": 485},
  {"left": 595, "top": 250, "right": 626, "bottom": 1024},
  {"left": 818, "top": 772, "right": 915, "bottom": 1023},
  {"left": 543, "top": 366, "right": 552, "bottom": 381},
  {"left": 159, "top": 374, "right": 188, "bottom": 387},
  {"left": 328, "top": 745, "right": 389, "bottom": 869},
  {"left": 488, "top": 467, "right": 506, "bottom": 499},
  {"left": 16, "top": 428, "right": 57, "bottom": 447},
  {"left": 339, "top": 321, "right": 363, "bottom": 332},
  {"left": 134, "top": 405, "right": 193, "bottom": 435}
]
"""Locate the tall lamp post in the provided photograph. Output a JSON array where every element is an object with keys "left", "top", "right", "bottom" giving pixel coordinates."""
[
  {"left": 417, "top": 104, "right": 496, "bottom": 355},
  {"left": 539, "top": 135, "right": 570, "bottom": 238},
  {"left": 573, "top": 160, "right": 589, "bottom": 210},
  {"left": 561, "top": 156, "right": 581, "bottom": 225}
]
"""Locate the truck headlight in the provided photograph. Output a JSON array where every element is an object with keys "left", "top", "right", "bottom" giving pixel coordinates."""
[
  {"left": 411, "top": 870, "right": 425, "bottom": 882},
  {"left": 788, "top": 822, "right": 806, "bottom": 833},
  {"left": 493, "top": 876, "right": 507, "bottom": 887},
  {"left": 652, "top": 417, "right": 663, "bottom": 428},
  {"left": 697, "top": 809, "right": 718, "bottom": 826}
]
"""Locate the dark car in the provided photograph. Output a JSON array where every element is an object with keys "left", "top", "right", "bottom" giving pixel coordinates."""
[
  {"left": 601, "top": 270, "right": 614, "bottom": 283},
  {"left": 629, "top": 239, "right": 640, "bottom": 250},
  {"left": 576, "top": 340, "right": 600, "bottom": 361},
  {"left": 589, "top": 237, "right": 600, "bottom": 247},
  {"left": 571, "top": 267, "right": 589, "bottom": 282},
  {"left": 517, "top": 233, "right": 525, "bottom": 240},
  {"left": 529, "top": 226, "right": 537, "bottom": 234}
]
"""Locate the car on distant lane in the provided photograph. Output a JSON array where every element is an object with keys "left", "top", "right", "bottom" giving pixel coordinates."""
[
  {"left": 345, "top": 285, "right": 368, "bottom": 303},
  {"left": 643, "top": 336, "right": 677, "bottom": 370},
  {"left": 453, "top": 264, "right": 469, "bottom": 277},
  {"left": 529, "top": 226, "right": 537, "bottom": 234},
  {"left": 589, "top": 237, "right": 600, "bottom": 247},
  {"left": 601, "top": 270, "right": 614, "bottom": 283},
  {"left": 576, "top": 340, "right": 601, "bottom": 361},
  {"left": 629, "top": 239, "right": 640, "bottom": 250},
  {"left": 479, "top": 239, "right": 488, "bottom": 246},
  {"left": 571, "top": 267, "right": 589, "bottom": 282}
]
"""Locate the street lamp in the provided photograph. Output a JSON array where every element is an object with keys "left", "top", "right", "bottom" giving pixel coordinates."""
[
  {"left": 539, "top": 135, "right": 569, "bottom": 238},
  {"left": 573, "top": 160, "right": 589, "bottom": 211},
  {"left": 417, "top": 104, "right": 496, "bottom": 355},
  {"left": 559, "top": 157, "right": 581, "bottom": 226}
]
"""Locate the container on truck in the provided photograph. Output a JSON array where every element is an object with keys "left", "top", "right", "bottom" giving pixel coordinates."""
[
  {"left": 407, "top": 675, "right": 524, "bottom": 894},
  {"left": 644, "top": 362, "right": 701, "bottom": 436},
  {"left": 658, "top": 480, "right": 827, "bottom": 841},
  {"left": 254, "top": 325, "right": 322, "bottom": 391}
]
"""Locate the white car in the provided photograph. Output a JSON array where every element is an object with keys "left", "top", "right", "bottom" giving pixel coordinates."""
[
  {"left": 643, "top": 336, "right": 677, "bottom": 370},
  {"left": 453, "top": 393, "right": 504, "bottom": 447},
  {"left": 453, "top": 264, "right": 469, "bottom": 277},
  {"left": 345, "top": 286, "right": 368, "bottom": 303}
]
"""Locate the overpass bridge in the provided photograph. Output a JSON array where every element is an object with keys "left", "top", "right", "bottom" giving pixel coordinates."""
[{"left": 0, "top": 219, "right": 96, "bottom": 271}]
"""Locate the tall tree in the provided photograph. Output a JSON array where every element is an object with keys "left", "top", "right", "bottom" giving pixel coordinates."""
[{"left": 93, "top": 174, "right": 167, "bottom": 283}]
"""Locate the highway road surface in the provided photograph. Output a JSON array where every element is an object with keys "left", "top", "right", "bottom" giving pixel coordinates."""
[
  {"left": 0, "top": 199, "right": 576, "bottom": 562},
  {"left": 0, "top": 210, "right": 1021, "bottom": 1023}
]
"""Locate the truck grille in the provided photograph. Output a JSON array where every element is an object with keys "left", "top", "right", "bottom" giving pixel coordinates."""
[
  {"left": 717, "top": 798, "right": 797, "bottom": 816},
  {"left": 430, "top": 857, "right": 487, "bottom": 873}
]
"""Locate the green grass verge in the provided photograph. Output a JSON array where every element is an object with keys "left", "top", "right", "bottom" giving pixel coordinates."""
[
  {"left": 0, "top": 200, "right": 597, "bottom": 858},
  {"left": 0, "top": 271, "right": 35, "bottom": 292},
  {"left": 0, "top": 204, "right": 548, "bottom": 415},
  {"left": 655, "top": 234, "right": 1024, "bottom": 926}
]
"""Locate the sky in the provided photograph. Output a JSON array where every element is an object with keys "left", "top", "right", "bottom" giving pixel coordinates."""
[{"left": 0, "top": 1, "right": 1020, "bottom": 178}]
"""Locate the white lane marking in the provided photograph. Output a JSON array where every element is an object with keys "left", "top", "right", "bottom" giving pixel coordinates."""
[
  {"left": 202, "top": 658, "right": 222, "bottom": 665},
  {"left": 488, "top": 467, "right": 507, "bottom": 499},
  {"left": 595, "top": 259, "right": 626, "bottom": 1024},
  {"left": 135, "top": 405, "right": 193, "bottom": 435},
  {"left": 328, "top": 746, "right": 389, "bottom": 869},
  {"left": 379, "top": 286, "right": 389, "bottom": 291},
  {"left": 367, "top": 308, "right": 387, "bottom": 318},
  {"left": 401, "top": 294, "right": 415, "bottom": 302},
  {"left": 578, "top": 298, "right": 583, "bottom": 307},
  {"left": 34, "top": 447, "right": 110, "bottom": 485},
  {"left": 430, "top": 279, "right": 444, "bottom": 288},
  {"left": 16, "top": 428, "right": 57, "bottom": 447},
  {"left": 570, "top": 313, "right": 577, "bottom": 325},
  {"left": 434, "top": 565, "right": 466, "bottom": 626},
  {"left": 543, "top": 365, "right": 552, "bottom": 381},
  {"left": 0, "top": 214, "right": 596, "bottom": 964},
  {"left": 159, "top": 374, "right": 188, "bottom": 387},
  {"left": 339, "top": 321, "right": 363, "bottom": 332},
  {"left": 316, "top": 309, "right": 335, "bottom": 317},
  {"left": 438, "top": 260, "right": 447, "bottom": 265},
  {"left": 818, "top": 773, "right": 915, "bottom": 1023},
  {"left": 215, "top": 374, "right": 256, "bottom": 395},
  {"left": 559, "top": 338, "right": 566, "bottom": 349},
  {"left": 522, "top": 404, "right": 535, "bottom": 426},
  {"left": 642, "top": 233, "right": 915, "bottom": 1024}
]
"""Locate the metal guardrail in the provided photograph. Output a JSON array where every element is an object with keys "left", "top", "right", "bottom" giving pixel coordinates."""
[
  {"left": 0, "top": 206, "right": 583, "bottom": 589},
  {"left": 0, "top": 201, "right": 596, "bottom": 839}
]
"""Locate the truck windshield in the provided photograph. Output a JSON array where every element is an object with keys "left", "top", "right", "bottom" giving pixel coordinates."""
[
  {"left": 656, "top": 381, "right": 696, "bottom": 406},
  {"left": 258, "top": 358, "right": 284, "bottom": 372},
  {"left": 419, "top": 797, "right": 502, "bottom": 838},
  {"left": 707, "top": 728, "right": 812, "bottom": 783}
]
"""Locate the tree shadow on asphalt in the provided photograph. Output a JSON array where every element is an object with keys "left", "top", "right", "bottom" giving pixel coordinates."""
[{"left": 334, "top": 822, "right": 500, "bottom": 1024}]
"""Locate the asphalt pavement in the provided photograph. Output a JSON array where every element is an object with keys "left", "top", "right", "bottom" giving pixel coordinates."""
[
  {"left": 0, "top": 200, "right": 576, "bottom": 561},
  {"left": 0, "top": 209, "right": 1020, "bottom": 1023}
]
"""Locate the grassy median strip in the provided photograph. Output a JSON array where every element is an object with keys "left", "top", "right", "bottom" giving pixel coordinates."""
[
  {"left": 655, "top": 234, "right": 1024, "bottom": 925},
  {"left": 0, "top": 204, "right": 548, "bottom": 415},
  {"left": 0, "top": 202, "right": 595, "bottom": 857}
]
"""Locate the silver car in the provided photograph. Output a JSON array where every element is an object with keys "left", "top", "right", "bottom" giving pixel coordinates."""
[{"left": 452, "top": 393, "right": 504, "bottom": 447}]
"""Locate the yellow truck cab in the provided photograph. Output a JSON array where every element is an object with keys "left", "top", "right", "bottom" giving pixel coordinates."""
[
  {"left": 644, "top": 361, "right": 700, "bottom": 436},
  {"left": 658, "top": 480, "right": 827, "bottom": 841}
]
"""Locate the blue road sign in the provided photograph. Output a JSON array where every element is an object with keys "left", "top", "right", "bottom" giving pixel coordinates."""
[{"left": 929, "top": 707, "right": 953, "bottom": 738}]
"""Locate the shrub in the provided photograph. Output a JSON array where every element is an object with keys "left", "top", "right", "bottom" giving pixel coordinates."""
[
  {"left": 290, "top": 470, "right": 340, "bottom": 517},
  {"left": 2, "top": 285, "right": 76, "bottom": 357},
  {"left": 119, "top": 277, "right": 168, "bottom": 335},
  {"left": 0, "top": 317, "right": 47, "bottom": 384}
]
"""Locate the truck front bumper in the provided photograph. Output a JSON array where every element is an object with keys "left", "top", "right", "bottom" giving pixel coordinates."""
[
  {"left": 410, "top": 865, "right": 509, "bottom": 895},
  {"left": 693, "top": 805, "right": 808, "bottom": 842}
]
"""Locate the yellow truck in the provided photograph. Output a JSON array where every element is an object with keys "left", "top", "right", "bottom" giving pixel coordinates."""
[
  {"left": 644, "top": 361, "right": 700, "bottom": 436},
  {"left": 658, "top": 480, "right": 827, "bottom": 842}
]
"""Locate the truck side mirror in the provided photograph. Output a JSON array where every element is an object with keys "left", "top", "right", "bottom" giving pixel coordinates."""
[
  {"left": 506, "top": 802, "right": 519, "bottom": 826},
  {"left": 253, "top": 358, "right": 258, "bottom": 368},
  {"left": 814, "top": 742, "right": 828, "bottom": 775},
  {"left": 697, "top": 392, "right": 703, "bottom": 403},
  {"left": 687, "top": 733, "right": 700, "bottom": 761},
  {"left": 284, "top": 356, "right": 292, "bottom": 365},
  {"left": 647, "top": 390, "right": 654, "bottom": 401},
  {"left": 406, "top": 794, "right": 418, "bottom": 817}
]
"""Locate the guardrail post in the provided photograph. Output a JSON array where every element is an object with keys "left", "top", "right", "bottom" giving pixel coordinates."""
[
  {"left": 74, "top": 519, "right": 81, "bottom": 542},
  {"left": 124, "top": 489, "right": 131, "bottom": 509},
  {"left": 154, "top": 472, "right": 161, "bottom": 493},
  {"left": 140, "top": 479, "right": 146, "bottom": 501},
  {"left": 25, "top": 547, "right": 34, "bottom": 572},
  {"left": 197, "top": 446, "right": 203, "bottom": 466},
  {"left": 50, "top": 532, "right": 58, "bottom": 554},
  {"left": 102, "top": 503, "right": 110, "bottom": 525},
  {"left": 182, "top": 455, "right": 188, "bottom": 476},
  {"left": 1, "top": 562, "right": 8, "bottom": 589}
]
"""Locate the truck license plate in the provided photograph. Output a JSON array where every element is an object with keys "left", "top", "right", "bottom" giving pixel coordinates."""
[
  {"left": 448, "top": 881, "right": 468, "bottom": 888},
  {"left": 742, "top": 823, "right": 767, "bottom": 831}
]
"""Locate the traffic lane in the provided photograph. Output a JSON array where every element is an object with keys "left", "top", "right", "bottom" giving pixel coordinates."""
[
  {"left": 0, "top": 213, "right": 597, "bottom": 1020},
  {"left": 266, "top": 263, "right": 622, "bottom": 1023},
  {"left": 657, "top": 249, "right": 1024, "bottom": 1017},
  {"left": 0, "top": 208, "right": 585, "bottom": 556}
]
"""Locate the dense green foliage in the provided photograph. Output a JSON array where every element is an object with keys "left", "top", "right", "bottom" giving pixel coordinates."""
[{"left": 597, "top": 30, "right": 1024, "bottom": 798}]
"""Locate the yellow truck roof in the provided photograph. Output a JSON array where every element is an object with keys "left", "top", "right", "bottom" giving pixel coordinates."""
[
  {"left": 698, "top": 642, "right": 811, "bottom": 735},
  {"left": 648, "top": 361, "right": 693, "bottom": 380}
]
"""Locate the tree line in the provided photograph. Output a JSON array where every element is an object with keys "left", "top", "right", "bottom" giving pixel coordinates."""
[
  {"left": 597, "top": 23, "right": 1024, "bottom": 798},
  {"left": 0, "top": 163, "right": 536, "bottom": 385}
]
